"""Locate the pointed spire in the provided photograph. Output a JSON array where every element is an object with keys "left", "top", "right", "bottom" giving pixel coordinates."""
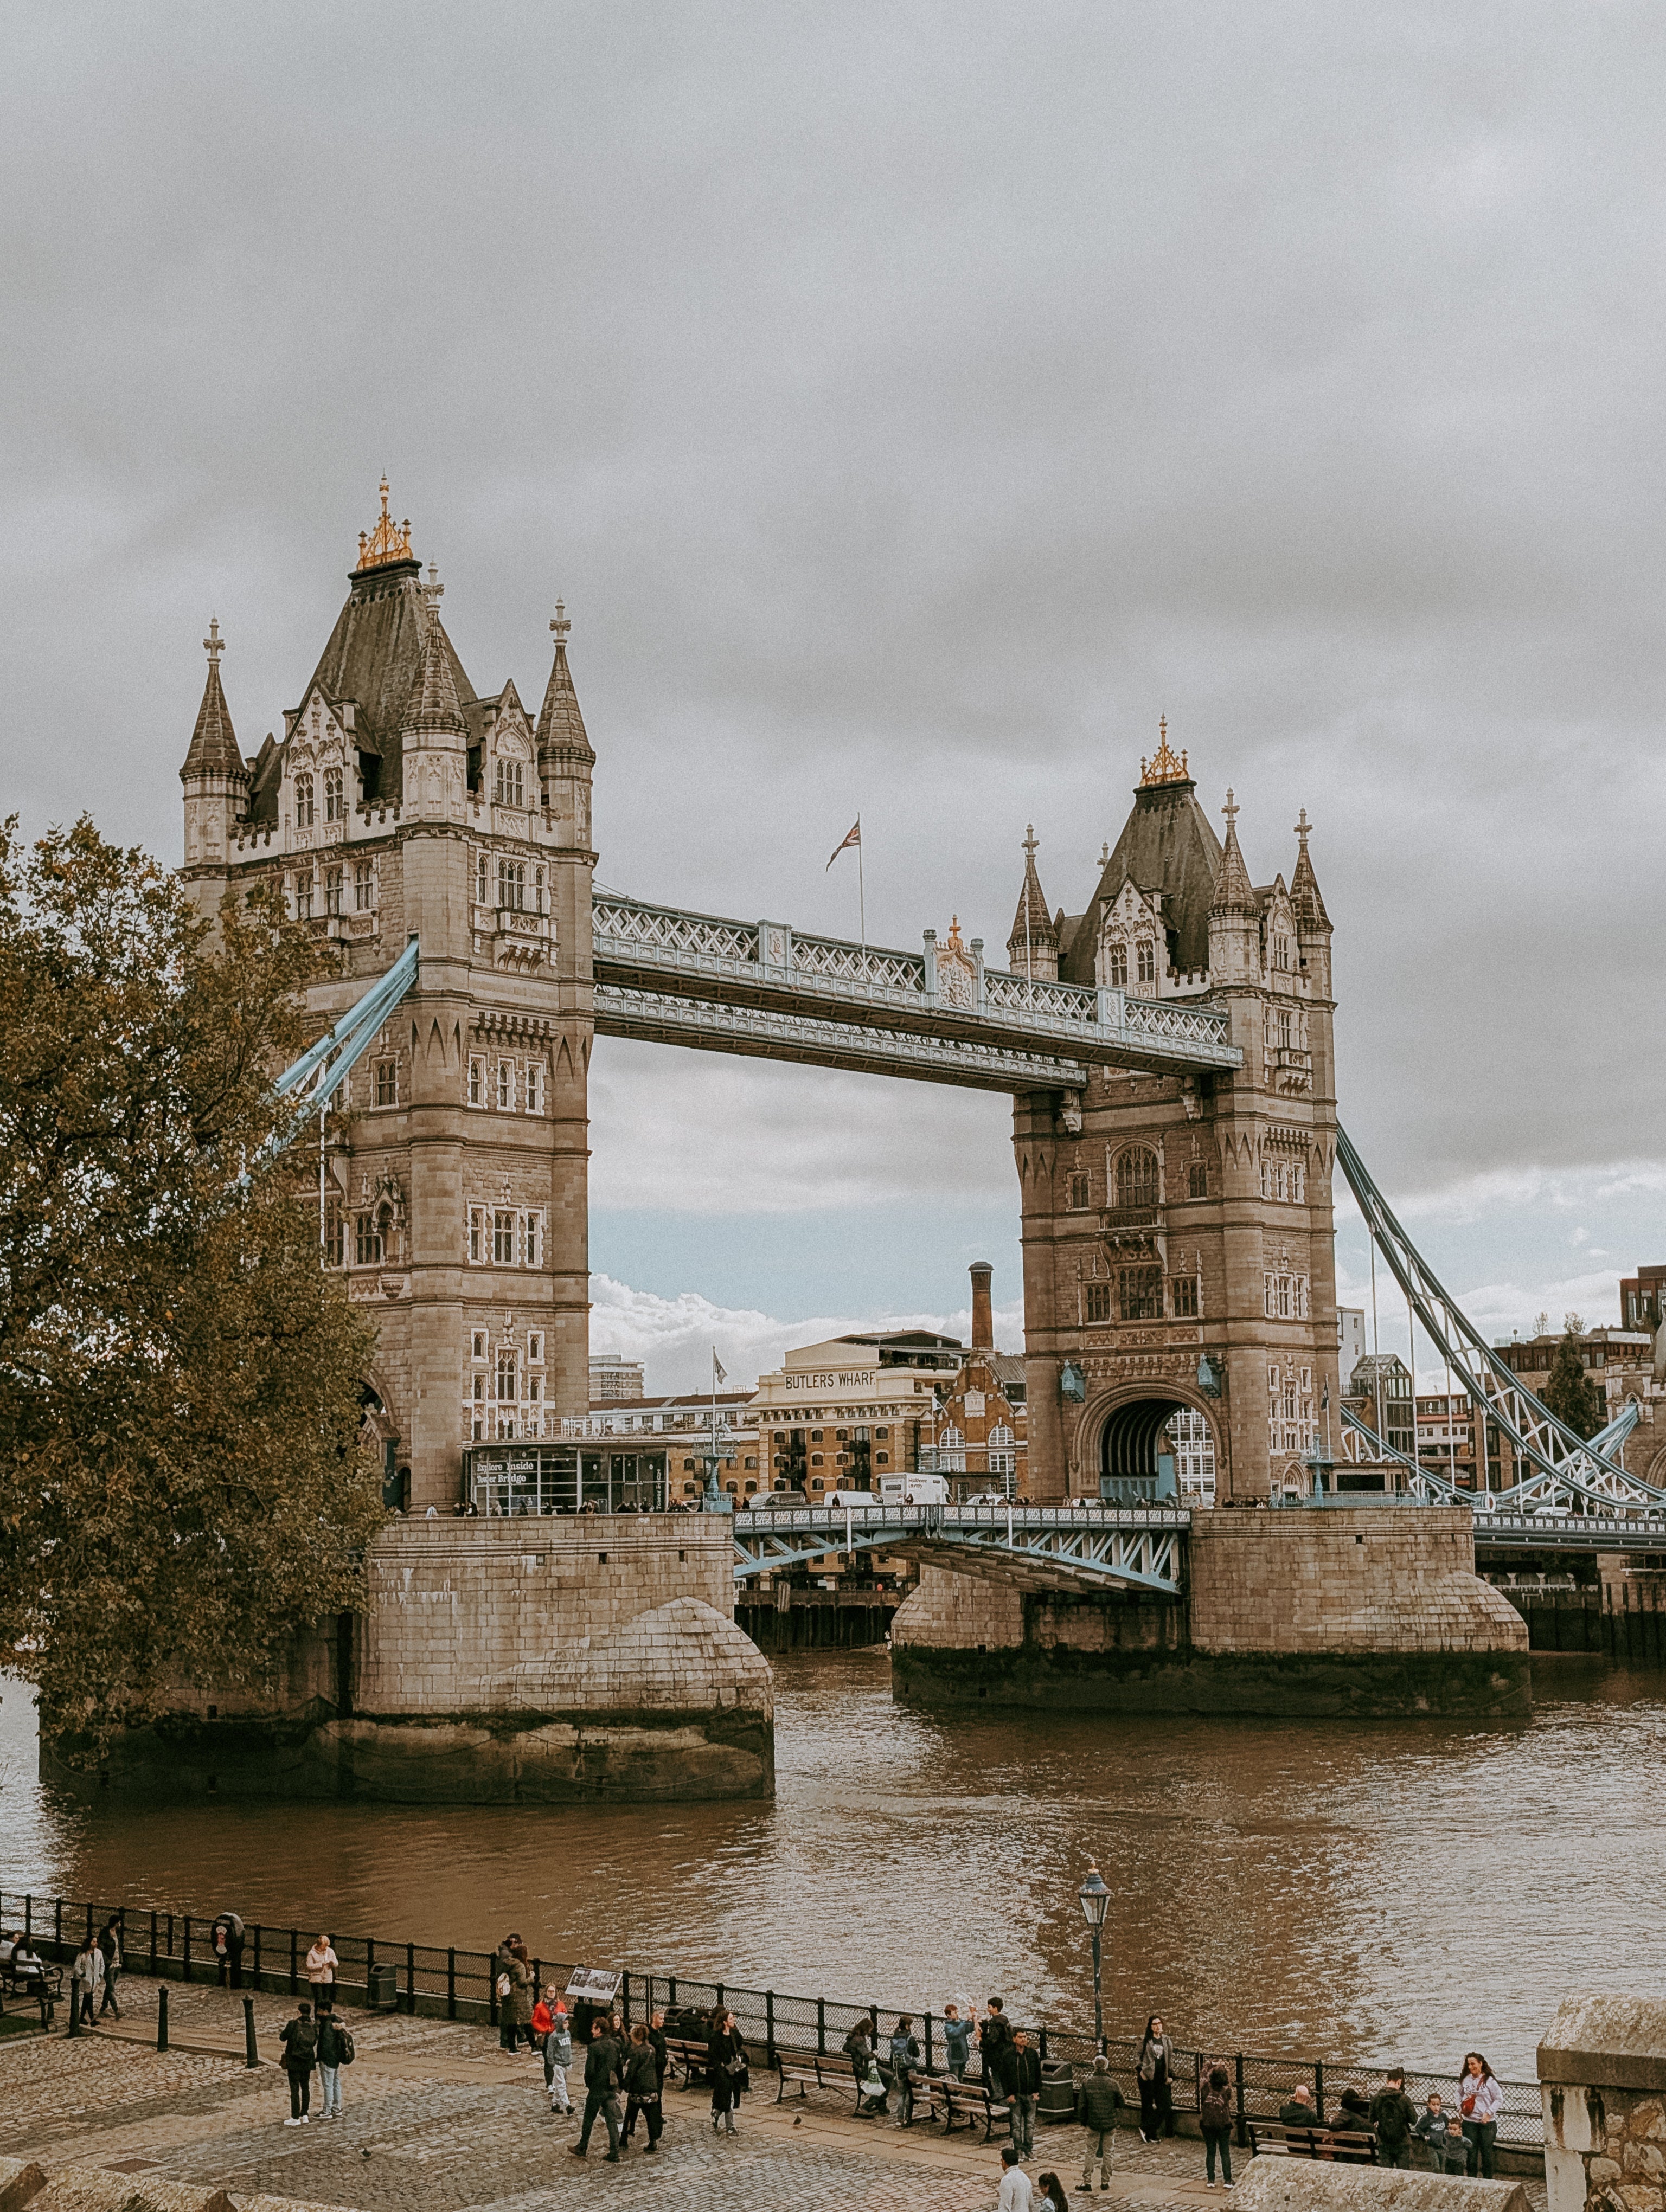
[
  {"left": 180, "top": 617, "right": 245, "bottom": 782},
  {"left": 1210, "top": 787, "right": 1256, "bottom": 914},
  {"left": 1007, "top": 823, "right": 1059, "bottom": 972},
  {"left": 402, "top": 566, "right": 466, "bottom": 737},
  {"left": 536, "top": 595, "right": 594, "bottom": 767},
  {"left": 1290, "top": 805, "right": 1331, "bottom": 931}
]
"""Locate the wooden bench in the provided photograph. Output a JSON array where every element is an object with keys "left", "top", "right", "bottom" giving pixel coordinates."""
[
  {"left": 774, "top": 2053, "right": 870, "bottom": 2112},
  {"left": 1250, "top": 2122, "right": 1377, "bottom": 2164},
  {"left": 662, "top": 2034, "right": 715, "bottom": 2086},
  {"left": 0, "top": 1965, "right": 62, "bottom": 2027},
  {"left": 918, "top": 2073, "right": 1013, "bottom": 2142}
]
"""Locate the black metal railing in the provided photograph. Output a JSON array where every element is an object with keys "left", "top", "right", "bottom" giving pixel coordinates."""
[{"left": 0, "top": 1888, "right": 1542, "bottom": 2150}]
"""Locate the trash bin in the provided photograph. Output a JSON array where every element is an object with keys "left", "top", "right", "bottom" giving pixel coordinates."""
[
  {"left": 1039, "top": 2059, "right": 1076, "bottom": 2126},
  {"left": 366, "top": 1963, "right": 399, "bottom": 2011}
]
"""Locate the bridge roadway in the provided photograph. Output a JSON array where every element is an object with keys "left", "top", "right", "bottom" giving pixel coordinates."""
[{"left": 591, "top": 892, "right": 1244, "bottom": 1091}]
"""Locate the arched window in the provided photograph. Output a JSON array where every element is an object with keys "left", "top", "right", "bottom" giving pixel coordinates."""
[
  {"left": 1116, "top": 1147, "right": 1159, "bottom": 1211},
  {"left": 1106, "top": 943, "right": 1128, "bottom": 988},
  {"left": 294, "top": 773, "right": 315, "bottom": 828},
  {"left": 495, "top": 757, "right": 524, "bottom": 808},
  {"left": 938, "top": 1424, "right": 964, "bottom": 1449},
  {"left": 1136, "top": 938, "right": 1156, "bottom": 986},
  {"left": 323, "top": 767, "right": 344, "bottom": 822}
]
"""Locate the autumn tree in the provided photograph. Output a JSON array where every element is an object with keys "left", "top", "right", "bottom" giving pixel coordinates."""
[
  {"left": 1542, "top": 1327, "right": 1603, "bottom": 1441},
  {"left": 0, "top": 818, "right": 385, "bottom": 1754}
]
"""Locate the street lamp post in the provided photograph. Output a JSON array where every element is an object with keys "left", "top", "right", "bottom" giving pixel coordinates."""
[{"left": 1079, "top": 1859, "right": 1110, "bottom": 2053}]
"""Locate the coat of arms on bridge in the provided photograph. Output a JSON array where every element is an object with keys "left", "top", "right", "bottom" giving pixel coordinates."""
[{"left": 934, "top": 916, "right": 977, "bottom": 1010}]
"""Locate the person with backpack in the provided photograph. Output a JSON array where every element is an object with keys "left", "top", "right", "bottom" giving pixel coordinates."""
[
  {"left": 97, "top": 1919, "right": 123, "bottom": 2020},
  {"left": 1199, "top": 2061, "right": 1234, "bottom": 2187},
  {"left": 1077, "top": 2052, "right": 1123, "bottom": 2193},
  {"left": 623, "top": 2023, "right": 664, "bottom": 2153},
  {"left": 1137, "top": 2016, "right": 1175, "bottom": 2141},
  {"left": 1370, "top": 2067, "right": 1418, "bottom": 2170},
  {"left": 1459, "top": 2052, "right": 1503, "bottom": 2178},
  {"left": 280, "top": 2001, "right": 319, "bottom": 2124},
  {"left": 316, "top": 2011, "right": 354, "bottom": 2119},
  {"left": 890, "top": 2015, "right": 924, "bottom": 2128}
]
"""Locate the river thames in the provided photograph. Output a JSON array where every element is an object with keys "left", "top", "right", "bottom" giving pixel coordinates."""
[{"left": 3, "top": 1649, "right": 1661, "bottom": 2076}]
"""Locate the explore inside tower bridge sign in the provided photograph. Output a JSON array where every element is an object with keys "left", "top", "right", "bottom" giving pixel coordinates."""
[{"left": 463, "top": 1443, "right": 667, "bottom": 1516}]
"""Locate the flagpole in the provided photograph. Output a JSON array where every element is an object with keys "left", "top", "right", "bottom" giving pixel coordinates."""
[{"left": 856, "top": 814, "right": 865, "bottom": 948}]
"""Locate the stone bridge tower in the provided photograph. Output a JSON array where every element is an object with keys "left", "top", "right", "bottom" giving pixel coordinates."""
[
  {"left": 179, "top": 485, "right": 595, "bottom": 1509},
  {"left": 1011, "top": 726, "right": 1340, "bottom": 1503}
]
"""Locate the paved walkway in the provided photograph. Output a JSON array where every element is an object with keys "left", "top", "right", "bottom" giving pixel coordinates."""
[{"left": 0, "top": 1976, "right": 1231, "bottom": 2212}]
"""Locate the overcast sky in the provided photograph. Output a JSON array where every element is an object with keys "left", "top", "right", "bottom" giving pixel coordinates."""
[{"left": 6, "top": 3, "right": 1663, "bottom": 1386}]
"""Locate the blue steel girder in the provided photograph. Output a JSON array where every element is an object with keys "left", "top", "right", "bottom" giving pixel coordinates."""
[
  {"left": 592, "top": 894, "right": 1241, "bottom": 1083},
  {"left": 1340, "top": 1399, "right": 1652, "bottom": 1520},
  {"left": 731, "top": 1502, "right": 1188, "bottom": 1594},
  {"left": 264, "top": 934, "right": 421, "bottom": 1159}
]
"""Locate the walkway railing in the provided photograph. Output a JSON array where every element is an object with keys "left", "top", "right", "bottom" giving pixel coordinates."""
[{"left": 0, "top": 1887, "right": 1541, "bottom": 2151}]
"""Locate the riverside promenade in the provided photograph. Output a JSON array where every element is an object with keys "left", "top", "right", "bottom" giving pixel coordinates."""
[{"left": 0, "top": 1975, "right": 1238, "bottom": 2212}]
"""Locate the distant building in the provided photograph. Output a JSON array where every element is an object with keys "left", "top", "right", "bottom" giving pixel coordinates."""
[
  {"left": 1495, "top": 1326, "right": 1651, "bottom": 1393},
  {"left": 1619, "top": 1268, "right": 1666, "bottom": 1333},
  {"left": 1413, "top": 1390, "right": 1521, "bottom": 1493},
  {"left": 751, "top": 1329, "right": 963, "bottom": 1497},
  {"left": 926, "top": 1262, "right": 1029, "bottom": 1497},
  {"left": 1338, "top": 1307, "right": 1366, "bottom": 1381},
  {"left": 568, "top": 1388, "right": 759, "bottom": 1505},
  {"left": 588, "top": 1353, "right": 645, "bottom": 1402},
  {"left": 1347, "top": 1352, "right": 1415, "bottom": 1461}
]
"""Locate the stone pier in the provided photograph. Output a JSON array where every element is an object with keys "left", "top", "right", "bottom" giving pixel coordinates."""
[
  {"left": 890, "top": 1506, "right": 1531, "bottom": 1716},
  {"left": 1541, "top": 1995, "right": 1666, "bottom": 2212}
]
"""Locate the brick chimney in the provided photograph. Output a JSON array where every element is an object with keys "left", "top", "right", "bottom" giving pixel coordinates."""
[{"left": 969, "top": 1261, "right": 994, "bottom": 1351}]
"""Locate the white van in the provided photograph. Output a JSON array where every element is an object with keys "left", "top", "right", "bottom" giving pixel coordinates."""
[{"left": 878, "top": 1472, "right": 949, "bottom": 1508}]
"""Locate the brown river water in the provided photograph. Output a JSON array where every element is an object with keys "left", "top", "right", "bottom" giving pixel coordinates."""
[{"left": 2, "top": 1649, "right": 1659, "bottom": 2076}]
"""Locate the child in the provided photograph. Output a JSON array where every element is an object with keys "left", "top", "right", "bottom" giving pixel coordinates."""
[
  {"left": 542, "top": 1991, "right": 572, "bottom": 2114},
  {"left": 1414, "top": 2093, "right": 1450, "bottom": 2170}
]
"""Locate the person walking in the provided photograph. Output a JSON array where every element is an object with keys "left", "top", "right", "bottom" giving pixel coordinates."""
[
  {"left": 1459, "top": 2052, "right": 1503, "bottom": 2178},
  {"left": 316, "top": 2010, "right": 353, "bottom": 2120},
  {"left": 890, "top": 2015, "right": 923, "bottom": 2129},
  {"left": 97, "top": 1919, "right": 123, "bottom": 2020},
  {"left": 1137, "top": 2016, "right": 1176, "bottom": 2142},
  {"left": 998, "top": 2144, "right": 1034, "bottom": 2211},
  {"left": 1036, "top": 2174, "right": 1070, "bottom": 2211},
  {"left": 707, "top": 2008, "right": 747, "bottom": 2138},
  {"left": 623, "top": 2024, "right": 664, "bottom": 2153},
  {"left": 280, "top": 2001, "right": 319, "bottom": 2125},
  {"left": 1199, "top": 2061, "right": 1234, "bottom": 2188},
  {"left": 305, "top": 1934, "right": 338, "bottom": 2018},
  {"left": 648, "top": 2008, "right": 669, "bottom": 2099},
  {"left": 69, "top": 1937, "right": 101, "bottom": 2028},
  {"left": 943, "top": 2004, "right": 975, "bottom": 2081},
  {"left": 1077, "top": 2053, "right": 1123, "bottom": 2194},
  {"left": 569, "top": 2018, "right": 623, "bottom": 2162},
  {"left": 544, "top": 1996, "right": 573, "bottom": 2115},
  {"left": 1010, "top": 2029, "right": 1042, "bottom": 2159},
  {"left": 1370, "top": 2068, "right": 1418, "bottom": 2171}
]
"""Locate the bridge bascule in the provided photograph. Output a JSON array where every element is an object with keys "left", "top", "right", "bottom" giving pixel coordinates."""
[{"left": 187, "top": 490, "right": 1664, "bottom": 1613}]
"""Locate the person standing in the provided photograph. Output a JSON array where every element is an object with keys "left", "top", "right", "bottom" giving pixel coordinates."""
[
  {"left": 998, "top": 2144, "right": 1034, "bottom": 2211},
  {"left": 943, "top": 2004, "right": 974, "bottom": 2081},
  {"left": 1036, "top": 2174, "right": 1070, "bottom": 2211},
  {"left": 69, "top": 1937, "right": 100, "bottom": 2028},
  {"left": 495, "top": 1938, "right": 528, "bottom": 2053},
  {"left": 97, "top": 1919, "right": 123, "bottom": 2020},
  {"left": 305, "top": 1934, "right": 338, "bottom": 2018},
  {"left": 648, "top": 2008, "right": 669, "bottom": 2099},
  {"left": 1199, "top": 2061, "right": 1234, "bottom": 2188},
  {"left": 569, "top": 2018, "right": 623, "bottom": 2162},
  {"left": 1009, "top": 2029, "right": 1042, "bottom": 2160},
  {"left": 1414, "top": 2092, "right": 1452, "bottom": 2170},
  {"left": 845, "top": 2016, "right": 888, "bottom": 2117},
  {"left": 316, "top": 2010, "right": 351, "bottom": 2120},
  {"left": 1077, "top": 2053, "right": 1122, "bottom": 2194},
  {"left": 707, "top": 2008, "right": 747, "bottom": 2138},
  {"left": 890, "top": 2015, "right": 923, "bottom": 2129},
  {"left": 623, "top": 2023, "right": 664, "bottom": 2153},
  {"left": 1459, "top": 2052, "right": 1503, "bottom": 2178},
  {"left": 280, "top": 2001, "right": 319, "bottom": 2125},
  {"left": 1370, "top": 2068, "right": 1418, "bottom": 2171},
  {"left": 1137, "top": 2016, "right": 1175, "bottom": 2142},
  {"left": 981, "top": 1999, "right": 1013, "bottom": 2086},
  {"left": 545, "top": 1996, "right": 573, "bottom": 2115}
]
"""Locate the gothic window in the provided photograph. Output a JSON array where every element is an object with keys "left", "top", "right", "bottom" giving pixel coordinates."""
[
  {"left": 294, "top": 773, "right": 315, "bottom": 829},
  {"left": 324, "top": 866, "right": 343, "bottom": 917},
  {"left": 524, "top": 1211, "right": 544, "bottom": 1267},
  {"left": 1292, "top": 1162, "right": 1306, "bottom": 1203},
  {"left": 1119, "top": 1265, "right": 1162, "bottom": 1320},
  {"left": 525, "top": 1059, "right": 546, "bottom": 1113},
  {"left": 467, "top": 1056, "right": 485, "bottom": 1107},
  {"left": 1085, "top": 1282, "right": 1112, "bottom": 1324},
  {"left": 467, "top": 1207, "right": 484, "bottom": 1262},
  {"left": 496, "top": 1060, "right": 514, "bottom": 1110},
  {"left": 495, "top": 1347, "right": 518, "bottom": 1403},
  {"left": 527, "top": 1330, "right": 543, "bottom": 1364},
  {"left": 374, "top": 1057, "right": 397, "bottom": 1108},
  {"left": 324, "top": 767, "right": 344, "bottom": 822},
  {"left": 354, "top": 860, "right": 374, "bottom": 911},
  {"left": 475, "top": 852, "right": 489, "bottom": 906},
  {"left": 495, "top": 758, "right": 524, "bottom": 808},
  {"left": 323, "top": 1204, "right": 343, "bottom": 1268},
  {"left": 534, "top": 865, "right": 546, "bottom": 913},
  {"left": 354, "top": 1211, "right": 383, "bottom": 1266},
  {"left": 1273, "top": 934, "right": 1290, "bottom": 970},
  {"left": 1116, "top": 1147, "right": 1159, "bottom": 1211},
  {"left": 1172, "top": 1275, "right": 1199, "bottom": 1317},
  {"left": 1136, "top": 938, "right": 1156, "bottom": 987},
  {"left": 1277, "top": 1009, "right": 1292, "bottom": 1051},
  {"left": 471, "top": 1329, "right": 487, "bottom": 1360},
  {"left": 1106, "top": 943, "right": 1128, "bottom": 988},
  {"left": 497, "top": 858, "right": 526, "bottom": 911},
  {"left": 492, "top": 1210, "right": 517, "bottom": 1264},
  {"left": 1188, "top": 1160, "right": 1208, "bottom": 1199},
  {"left": 294, "top": 870, "right": 315, "bottom": 921},
  {"left": 1066, "top": 1170, "right": 1092, "bottom": 1211}
]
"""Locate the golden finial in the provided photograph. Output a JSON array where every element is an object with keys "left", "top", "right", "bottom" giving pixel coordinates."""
[
  {"left": 946, "top": 914, "right": 965, "bottom": 951},
  {"left": 1139, "top": 715, "right": 1190, "bottom": 787},
  {"left": 355, "top": 475, "right": 415, "bottom": 570}
]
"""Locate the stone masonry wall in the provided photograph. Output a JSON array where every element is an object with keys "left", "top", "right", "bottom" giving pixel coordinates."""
[
  {"left": 355, "top": 1514, "right": 734, "bottom": 1715},
  {"left": 1188, "top": 1508, "right": 1527, "bottom": 1654},
  {"left": 1541, "top": 1994, "right": 1666, "bottom": 2212}
]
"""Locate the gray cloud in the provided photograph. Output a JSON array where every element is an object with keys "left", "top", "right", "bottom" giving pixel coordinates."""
[{"left": 5, "top": 0, "right": 1664, "bottom": 1247}]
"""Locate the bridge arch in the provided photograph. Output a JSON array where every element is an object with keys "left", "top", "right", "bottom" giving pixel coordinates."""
[{"left": 1072, "top": 1379, "right": 1223, "bottom": 1502}]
